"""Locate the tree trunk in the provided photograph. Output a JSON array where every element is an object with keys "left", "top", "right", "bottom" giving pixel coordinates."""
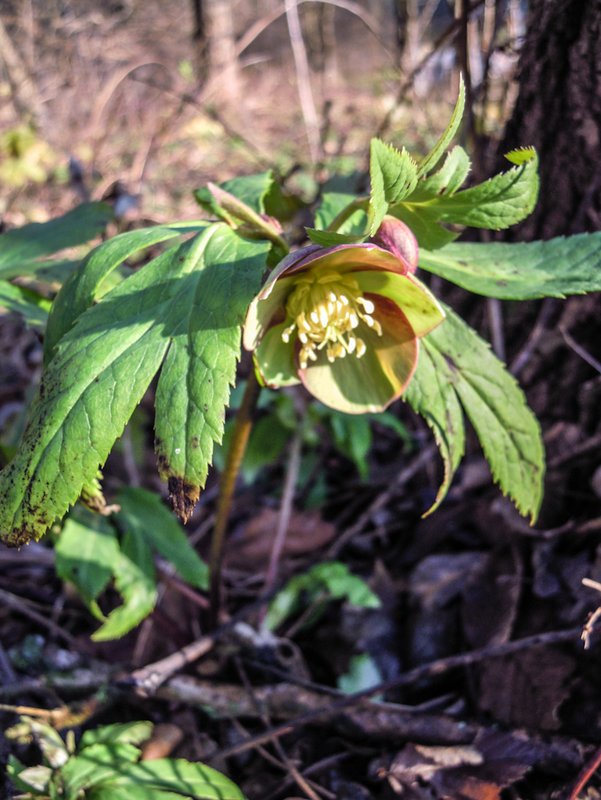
[
  {"left": 191, "top": 0, "right": 210, "bottom": 79},
  {"left": 205, "top": 0, "right": 239, "bottom": 97},
  {"left": 499, "top": 0, "right": 601, "bottom": 239}
]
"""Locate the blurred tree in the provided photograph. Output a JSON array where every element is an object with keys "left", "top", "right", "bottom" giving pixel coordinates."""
[
  {"left": 393, "top": 0, "right": 420, "bottom": 72},
  {"left": 193, "top": 0, "right": 239, "bottom": 94},
  {"left": 301, "top": 2, "right": 337, "bottom": 86},
  {"left": 191, "top": 0, "right": 208, "bottom": 74},
  {"left": 499, "top": 0, "right": 601, "bottom": 239}
]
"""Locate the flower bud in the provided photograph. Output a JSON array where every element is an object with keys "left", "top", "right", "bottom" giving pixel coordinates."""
[{"left": 372, "top": 216, "right": 419, "bottom": 274}]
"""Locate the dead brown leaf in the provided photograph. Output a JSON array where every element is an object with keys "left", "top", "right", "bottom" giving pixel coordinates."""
[
  {"left": 477, "top": 646, "right": 575, "bottom": 729},
  {"left": 225, "top": 508, "right": 336, "bottom": 571}
]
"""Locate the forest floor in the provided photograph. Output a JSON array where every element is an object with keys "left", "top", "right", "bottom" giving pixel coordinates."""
[{"left": 1, "top": 4, "right": 601, "bottom": 799}]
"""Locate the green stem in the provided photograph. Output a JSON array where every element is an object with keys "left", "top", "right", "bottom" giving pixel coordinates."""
[
  {"left": 326, "top": 197, "right": 368, "bottom": 232},
  {"left": 209, "top": 371, "right": 261, "bottom": 627}
]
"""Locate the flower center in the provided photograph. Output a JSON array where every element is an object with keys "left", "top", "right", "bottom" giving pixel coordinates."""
[{"left": 281, "top": 268, "right": 383, "bottom": 369}]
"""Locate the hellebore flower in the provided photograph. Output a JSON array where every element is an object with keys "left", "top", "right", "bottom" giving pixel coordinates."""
[{"left": 243, "top": 220, "right": 445, "bottom": 414}]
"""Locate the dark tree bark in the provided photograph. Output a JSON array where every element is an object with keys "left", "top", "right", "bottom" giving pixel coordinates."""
[{"left": 499, "top": 0, "right": 601, "bottom": 239}]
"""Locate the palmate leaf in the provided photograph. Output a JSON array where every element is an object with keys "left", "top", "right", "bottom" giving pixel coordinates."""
[
  {"left": 45, "top": 222, "right": 208, "bottom": 361},
  {"left": 404, "top": 334, "right": 465, "bottom": 515},
  {"left": 419, "top": 231, "right": 601, "bottom": 299},
  {"left": 406, "top": 306, "right": 544, "bottom": 521},
  {"left": 427, "top": 148, "right": 539, "bottom": 229},
  {"left": 0, "top": 224, "right": 269, "bottom": 545}
]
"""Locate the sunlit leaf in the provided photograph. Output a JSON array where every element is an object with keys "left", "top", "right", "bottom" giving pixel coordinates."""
[
  {"left": 0, "top": 225, "right": 269, "bottom": 545},
  {"left": 368, "top": 139, "right": 418, "bottom": 235},
  {"left": 420, "top": 231, "right": 601, "bottom": 299},
  {"left": 116, "top": 488, "right": 209, "bottom": 589},
  {"left": 417, "top": 76, "right": 465, "bottom": 178},
  {"left": 0, "top": 281, "right": 51, "bottom": 330},
  {"left": 409, "top": 307, "right": 544, "bottom": 521}
]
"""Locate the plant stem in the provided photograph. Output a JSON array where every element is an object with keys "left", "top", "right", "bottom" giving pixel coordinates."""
[
  {"left": 209, "top": 371, "right": 261, "bottom": 627},
  {"left": 326, "top": 197, "right": 368, "bottom": 232},
  {"left": 264, "top": 427, "right": 303, "bottom": 594}
]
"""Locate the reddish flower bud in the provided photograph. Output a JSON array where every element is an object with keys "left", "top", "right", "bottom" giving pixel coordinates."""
[{"left": 372, "top": 216, "right": 419, "bottom": 274}]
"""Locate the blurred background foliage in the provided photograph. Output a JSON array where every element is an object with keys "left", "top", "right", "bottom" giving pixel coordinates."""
[{"left": 0, "top": 0, "right": 527, "bottom": 224}]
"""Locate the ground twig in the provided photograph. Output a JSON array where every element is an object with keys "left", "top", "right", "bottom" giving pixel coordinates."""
[
  {"left": 327, "top": 445, "right": 435, "bottom": 557},
  {"left": 568, "top": 745, "right": 601, "bottom": 800}
]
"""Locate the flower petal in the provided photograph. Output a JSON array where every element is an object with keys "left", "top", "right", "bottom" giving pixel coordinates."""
[
  {"left": 353, "top": 270, "right": 445, "bottom": 338},
  {"left": 243, "top": 274, "right": 296, "bottom": 351},
  {"left": 299, "top": 299, "right": 418, "bottom": 414},
  {"left": 253, "top": 321, "right": 301, "bottom": 388},
  {"left": 284, "top": 243, "right": 408, "bottom": 278}
]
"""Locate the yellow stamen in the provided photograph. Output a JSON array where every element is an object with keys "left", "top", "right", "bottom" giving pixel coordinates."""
[{"left": 281, "top": 268, "right": 383, "bottom": 369}]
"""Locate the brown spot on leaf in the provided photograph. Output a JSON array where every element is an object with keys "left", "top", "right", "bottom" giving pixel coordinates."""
[
  {"left": 444, "top": 353, "right": 459, "bottom": 372},
  {"left": 190, "top": 435, "right": 200, "bottom": 449},
  {"left": 167, "top": 475, "right": 200, "bottom": 523}
]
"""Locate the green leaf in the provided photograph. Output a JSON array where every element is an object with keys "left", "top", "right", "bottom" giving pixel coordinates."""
[
  {"left": 89, "top": 786, "right": 181, "bottom": 800},
  {"left": 419, "top": 232, "right": 601, "bottom": 299},
  {"left": 92, "top": 526, "right": 157, "bottom": 641},
  {"left": 153, "top": 227, "right": 269, "bottom": 520},
  {"left": 61, "top": 743, "right": 145, "bottom": 794},
  {"left": 55, "top": 513, "right": 120, "bottom": 616},
  {"left": 80, "top": 722, "right": 153, "bottom": 749},
  {"left": 116, "top": 487, "right": 209, "bottom": 589},
  {"left": 414, "top": 307, "right": 544, "bottom": 521},
  {"left": 368, "top": 139, "right": 418, "bottom": 235},
  {"left": 0, "top": 281, "right": 51, "bottom": 330},
  {"left": 23, "top": 718, "right": 70, "bottom": 769},
  {"left": 417, "top": 146, "right": 471, "bottom": 197},
  {"left": 405, "top": 334, "right": 466, "bottom": 515},
  {"left": 328, "top": 412, "right": 372, "bottom": 480},
  {"left": 338, "top": 653, "right": 383, "bottom": 695},
  {"left": 265, "top": 561, "right": 380, "bottom": 631},
  {"left": 0, "top": 225, "right": 268, "bottom": 545},
  {"left": 505, "top": 145, "right": 537, "bottom": 165},
  {"left": 8, "top": 756, "right": 52, "bottom": 794},
  {"left": 422, "top": 149, "right": 539, "bottom": 230},
  {"left": 305, "top": 228, "right": 366, "bottom": 246},
  {"left": 99, "top": 759, "right": 245, "bottom": 800},
  {"left": 195, "top": 171, "right": 276, "bottom": 215},
  {"left": 0, "top": 203, "right": 113, "bottom": 280},
  {"left": 45, "top": 224, "right": 202, "bottom": 361},
  {"left": 417, "top": 76, "right": 465, "bottom": 178},
  {"left": 314, "top": 191, "right": 357, "bottom": 229},
  {"left": 8, "top": 765, "right": 52, "bottom": 794},
  {"left": 388, "top": 203, "right": 457, "bottom": 250}
]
